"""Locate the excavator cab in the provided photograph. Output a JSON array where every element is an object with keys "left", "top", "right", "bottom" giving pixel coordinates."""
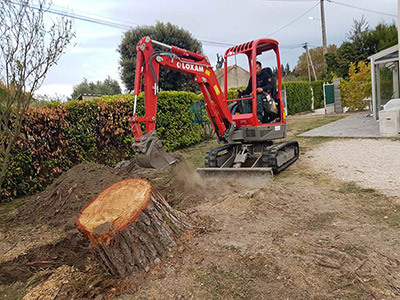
[{"left": 224, "top": 39, "right": 285, "bottom": 132}]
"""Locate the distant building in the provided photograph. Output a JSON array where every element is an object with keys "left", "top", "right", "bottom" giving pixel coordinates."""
[
  {"left": 215, "top": 65, "right": 249, "bottom": 91},
  {"left": 76, "top": 93, "right": 102, "bottom": 100}
]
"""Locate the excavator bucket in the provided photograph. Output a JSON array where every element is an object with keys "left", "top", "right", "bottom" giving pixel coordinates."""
[{"left": 132, "top": 131, "right": 176, "bottom": 169}]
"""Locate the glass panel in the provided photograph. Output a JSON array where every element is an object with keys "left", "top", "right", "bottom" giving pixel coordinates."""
[
  {"left": 379, "top": 62, "right": 396, "bottom": 108},
  {"left": 225, "top": 54, "right": 250, "bottom": 91}
]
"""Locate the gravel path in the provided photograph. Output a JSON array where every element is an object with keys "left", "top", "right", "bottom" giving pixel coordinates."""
[{"left": 308, "top": 139, "right": 400, "bottom": 198}]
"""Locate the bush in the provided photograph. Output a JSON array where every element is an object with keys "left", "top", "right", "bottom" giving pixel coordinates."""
[
  {"left": 227, "top": 88, "right": 239, "bottom": 100},
  {"left": 339, "top": 61, "right": 371, "bottom": 111},
  {"left": 228, "top": 83, "right": 314, "bottom": 115},
  {"left": 311, "top": 80, "right": 324, "bottom": 109},
  {"left": 1, "top": 91, "right": 203, "bottom": 202},
  {"left": 282, "top": 82, "right": 312, "bottom": 115}
]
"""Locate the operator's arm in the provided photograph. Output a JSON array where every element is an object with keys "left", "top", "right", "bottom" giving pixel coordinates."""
[{"left": 240, "top": 78, "right": 252, "bottom": 95}]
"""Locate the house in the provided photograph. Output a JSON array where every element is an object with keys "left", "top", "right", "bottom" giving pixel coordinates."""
[
  {"left": 214, "top": 65, "right": 249, "bottom": 91},
  {"left": 76, "top": 93, "right": 102, "bottom": 100}
]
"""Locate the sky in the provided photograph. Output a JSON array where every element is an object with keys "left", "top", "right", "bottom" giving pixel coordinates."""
[{"left": 34, "top": 0, "right": 398, "bottom": 99}]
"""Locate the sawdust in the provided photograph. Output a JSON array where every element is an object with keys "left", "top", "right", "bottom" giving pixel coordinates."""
[{"left": 23, "top": 265, "right": 75, "bottom": 300}]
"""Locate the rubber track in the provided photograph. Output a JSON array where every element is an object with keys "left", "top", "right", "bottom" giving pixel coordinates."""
[
  {"left": 204, "top": 145, "right": 234, "bottom": 168},
  {"left": 261, "top": 141, "right": 299, "bottom": 174}
]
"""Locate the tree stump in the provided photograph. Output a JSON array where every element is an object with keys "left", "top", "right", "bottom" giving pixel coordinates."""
[{"left": 76, "top": 178, "right": 191, "bottom": 277}]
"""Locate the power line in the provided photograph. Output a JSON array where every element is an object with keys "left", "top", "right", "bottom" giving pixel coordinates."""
[
  {"left": 7, "top": 0, "right": 318, "bottom": 52},
  {"left": 268, "top": 2, "right": 320, "bottom": 36},
  {"left": 50, "top": 3, "right": 140, "bottom": 28},
  {"left": 10, "top": 0, "right": 241, "bottom": 48},
  {"left": 261, "top": 0, "right": 317, "bottom": 2},
  {"left": 327, "top": 0, "right": 397, "bottom": 18},
  {"left": 262, "top": 0, "right": 397, "bottom": 18},
  {"left": 281, "top": 44, "right": 303, "bottom": 55},
  {"left": 7, "top": 0, "right": 134, "bottom": 30}
]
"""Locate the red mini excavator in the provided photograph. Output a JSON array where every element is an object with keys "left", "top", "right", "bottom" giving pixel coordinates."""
[{"left": 129, "top": 36, "right": 299, "bottom": 179}]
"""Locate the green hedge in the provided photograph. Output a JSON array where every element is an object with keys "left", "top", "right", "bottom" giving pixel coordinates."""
[
  {"left": 311, "top": 80, "right": 324, "bottom": 109},
  {"left": 282, "top": 82, "right": 312, "bottom": 115},
  {"left": 227, "top": 82, "right": 316, "bottom": 115},
  {"left": 1, "top": 91, "right": 202, "bottom": 201}
]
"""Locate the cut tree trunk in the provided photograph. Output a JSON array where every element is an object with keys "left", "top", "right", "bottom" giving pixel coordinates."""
[{"left": 76, "top": 178, "right": 191, "bottom": 277}]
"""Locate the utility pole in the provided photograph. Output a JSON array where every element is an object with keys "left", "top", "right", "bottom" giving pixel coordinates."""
[
  {"left": 320, "top": 0, "right": 327, "bottom": 64},
  {"left": 303, "top": 43, "right": 311, "bottom": 82},
  {"left": 303, "top": 43, "right": 317, "bottom": 82}
]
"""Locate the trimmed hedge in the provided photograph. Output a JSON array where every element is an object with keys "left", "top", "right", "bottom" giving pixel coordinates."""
[
  {"left": 1, "top": 91, "right": 202, "bottom": 201},
  {"left": 282, "top": 82, "right": 312, "bottom": 115},
  {"left": 311, "top": 80, "right": 324, "bottom": 109},
  {"left": 227, "top": 82, "right": 318, "bottom": 115}
]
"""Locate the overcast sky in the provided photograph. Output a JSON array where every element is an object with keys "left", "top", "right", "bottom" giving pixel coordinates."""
[{"left": 36, "top": 0, "right": 398, "bottom": 99}]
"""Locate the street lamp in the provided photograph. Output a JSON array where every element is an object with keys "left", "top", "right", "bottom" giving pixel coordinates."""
[{"left": 308, "top": 16, "right": 321, "bottom": 28}]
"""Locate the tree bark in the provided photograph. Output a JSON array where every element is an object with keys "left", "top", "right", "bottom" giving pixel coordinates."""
[{"left": 76, "top": 178, "right": 191, "bottom": 277}]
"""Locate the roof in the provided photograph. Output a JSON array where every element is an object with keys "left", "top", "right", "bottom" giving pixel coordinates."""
[
  {"left": 368, "top": 44, "right": 398, "bottom": 64},
  {"left": 76, "top": 93, "right": 102, "bottom": 100}
]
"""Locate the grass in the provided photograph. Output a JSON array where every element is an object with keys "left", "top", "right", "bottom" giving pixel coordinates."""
[
  {"left": 370, "top": 206, "right": 400, "bottom": 228},
  {"left": 194, "top": 265, "right": 251, "bottom": 299},
  {"left": 336, "top": 182, "right": 378, "bottom": 195},
  {"left": 192, "top": 253, "right": 276, "bottom": 300},
  {"left": 332, "top": 182, "right": 400, "bottom": 228},
  {"left": 179, "top": 138, "right": 218, "bottom": 168},
  {"left": 340, "top": 244, "right": 367, "bottom": 258},
  {"left": 0, "top": 198, "right": 24, "bottom": 229},
  {"left": 0, "top": 282, "right": 26, "bottom": 300},
  {"left": 286, "top": 115, "right": 345, "bottom": 138}
]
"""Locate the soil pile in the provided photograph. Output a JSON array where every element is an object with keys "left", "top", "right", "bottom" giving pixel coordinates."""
[
  {"left": 15, "top": 155, "right": 198, "bottom": 230},
  {"left": 16, "top": 163, "right": 136, "bottom": 230}
]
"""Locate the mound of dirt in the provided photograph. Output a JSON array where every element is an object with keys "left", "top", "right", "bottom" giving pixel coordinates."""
[
  {"left": 14, "top": 154, "right": 196, "bottom": 231},
  {"left": 16, "top": 163, "right": 137, "bottom": 230}
]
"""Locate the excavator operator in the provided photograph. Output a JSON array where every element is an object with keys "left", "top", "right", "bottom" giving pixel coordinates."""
[{"left": 238, "top": 61, "right": 273, "bottom": 122}]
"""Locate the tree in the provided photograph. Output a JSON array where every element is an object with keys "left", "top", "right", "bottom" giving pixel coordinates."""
[
  {"left": 366, "top": 22, "right": 398, "bottom": 53},
  {"left": 339, "top": 61, "right": 371, "bottom": 111},
  {"left": 326, "top": 18, "right": 397, "bottom": 78},
  {"left": 118, "top": 22, "right": 203, "bottom": 92},
  {"left": 71, "top": 76, "right": 121, "bottom": 99},
  {"left": 0, "top": 0, "right": 74, "bottom": 197},
  {"left": 284, "top": 63, "right": 291, "bottom": 76},
  {"left": 294, "top": 45, "right": 337, "bottom": 79}
]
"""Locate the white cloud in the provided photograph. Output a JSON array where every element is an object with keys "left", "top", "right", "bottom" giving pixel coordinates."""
[
  {"left": 35, "top": 84, "right": 73, "bottom": 100},
  {"left": 36, "top": 0, "right": 397, "bottom": 97}
]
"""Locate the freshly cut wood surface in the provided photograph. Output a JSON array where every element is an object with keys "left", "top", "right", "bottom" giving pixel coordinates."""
[{"left": 76, "top": 178, "right": 151, "bottom": 238}]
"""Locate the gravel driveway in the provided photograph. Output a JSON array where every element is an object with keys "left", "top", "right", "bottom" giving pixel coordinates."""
[{"left": 308, "top": 139, "right": 400, "bottom": 198}]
